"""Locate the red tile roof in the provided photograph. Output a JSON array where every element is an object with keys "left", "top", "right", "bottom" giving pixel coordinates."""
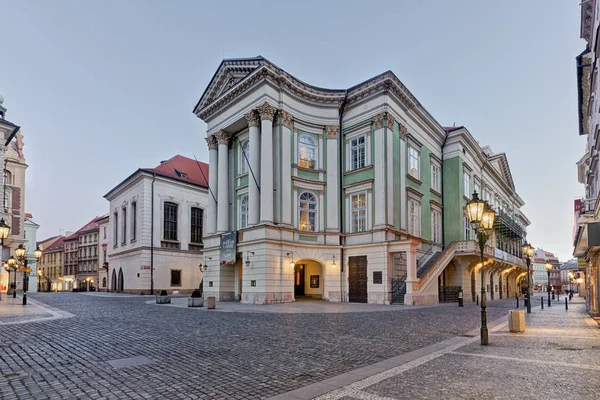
[
  {"left": 64, "top": 233, "right": 78, "bottom": 241},
  {"left": 141, "top": 155, "right": 209, "bottom": 188},
  {"left": 44, "top": 236, "right": 65, "bottom": 253},
  {"left": 76, "top": 216, "right": 103, "bottom": 234},
  {"left": 25, "top": 213, "right": 33, "bottom": 218}
]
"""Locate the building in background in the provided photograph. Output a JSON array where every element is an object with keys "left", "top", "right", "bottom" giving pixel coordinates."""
[
  {"left": 38, "top": 236, "right": 65, "bottom": 291},
  {"left": 532, "top": 249, "right": 559, "bottom": 291},
  {"left": 574, "top": 0, "right": 600, "bottom": 317},
  {"left": 23, "top": 214, "right": 40, "bottom": 292},
  {"left": 195, "top": 57, "right": 530, "bottom": 305},
  {"left": 63, "top": 233, "right": 78, "bottom": 291},
  {"left": 559, "top": 259, "right": 582, "bottom": 293},
  {"left": 104, "top": 155, "right": 207, "bottom": 294},
  {"left": 76, "top": 217, "right": 102, "bottom": 291},
  {"left": 97, "top": 214, "right": 110, "bottom": 291}
]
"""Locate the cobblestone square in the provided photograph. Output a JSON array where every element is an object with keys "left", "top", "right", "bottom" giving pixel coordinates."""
[{"left": 0, "top": 293, "right": 519, "bottom": 399}]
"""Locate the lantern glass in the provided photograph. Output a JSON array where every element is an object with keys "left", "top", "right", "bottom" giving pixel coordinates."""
[
  {"left": 15, "top": 244, "right": 26, "bottom": 260},
  {"left": 34, "top": 246, "right": 42, "bottom": 261},
  {"left": 522, "top": 242, "right": 532, "bottom": 257},
  {"left": 544, "top": 261, "right": 552, "bottom": 272},
  {"left": 7, "top": 256, "right": 16, "bottom": 267},
  {"left": 290, "top": 261, "right": 295, "bottom": 269},
  {"left": 481, "top": 207, "right": 496, "bottom": 231},
  {"left": 0, "top": 218, "right": 10, "bottom": 240},
  {"left": 465, "top": 192, "right": 485, "bottom": 225}
]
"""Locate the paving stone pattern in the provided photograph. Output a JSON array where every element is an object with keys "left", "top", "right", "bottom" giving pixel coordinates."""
[{"left": 0, "top": 294, "right": 518, "bottom": 399}]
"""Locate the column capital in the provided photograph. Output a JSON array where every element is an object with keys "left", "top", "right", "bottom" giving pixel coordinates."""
[
  {"left": 256, "top": 102, "right": 278, "bottom": 121},
  {"left": 205, "top": 134, "right": 218, "bottom": 150},
  {"left": 214, "top": 130, "right": 233, "bottom": 146},
  {"left": 325, "top": 125, "right": 339, "bottom": 139},
  {"left": 245, "top": 111, "right": 260, "bottom": 128},
  {"left": 372, "top": 111, "right": 394, "bottom": 130},
  {"left": 399, "top": 124, "right": 407, "bottom": 140},
  {"left": 281, "top": 110, "right": 293, "bottom": 129}
]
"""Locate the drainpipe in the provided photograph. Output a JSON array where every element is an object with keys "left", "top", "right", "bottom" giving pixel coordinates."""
[
  {"left": 441, "top": 131, "right": 449, "bottom": 248},
  {"left": 151, "top": 173, "right": 156, "bottom": 295},
  {"left": 338, "top": 91, "right": 348, "bottom": 301}
]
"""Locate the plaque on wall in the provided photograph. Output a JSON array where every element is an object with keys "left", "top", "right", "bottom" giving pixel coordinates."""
[
  {"left": 373, "top": 271, "right": 383, "bottom": 284},
  {"left": 310, "top": 275, "right": 319, "bottom": 288},
  {"left": 220, "top": 231, "right": 237, "bottom": 265}
]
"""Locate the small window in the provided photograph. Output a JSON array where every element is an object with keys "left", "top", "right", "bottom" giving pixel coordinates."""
[
  {"left": 239, "top": 194, "right": 248, "bottom": 229},
  {"left": 298, "top": 134, "right": 317, "bottom": 169},
  {"left": 350, "top": 192, "right": 367, "bottom": 233},
  {"left": 190, "top": 207, "right": 203, "bottom": 243},
  {"left": 464, "top": 215, "right": 471, "bottom": 240},
  {"left": 463, "top": 172, "right": 471, "bottom": 198},
  {"left": 409, "top": 146, "right": 420, "bottom": 179},
  {"left": 408, "top": 199, "right": 421, "bottom": 237},
  {"left": 350, "top": 136, "right": 366, "bottom": 170},
  {"left": 4, "top": 170, "right": 12, "bottom": 186},
  {"left": 299, "top": 192, "right": 318, "bottom": 232},
  {"left": 170, "top": 269, "right": 182, "bottom": 286},
  {"left": 164, "top": 202, "right": 178, "bottom": 241},
  {"left": 122, "top": 207, "right": 127, "bottom": 244},
  {"left": 240, "top": 140, "right": 249, "bottom": 174},
  {"left": 432, "top": 209, "right": 442, "bottom": 244},
  {"left": 113, "top": 213, "right": 118, "bottom": 246},
  {"left": 431, "top": 164, "right": 441, "bottom": 192},
  {"left": 131, "top": 202, "right": 137, "bottom": 241}
]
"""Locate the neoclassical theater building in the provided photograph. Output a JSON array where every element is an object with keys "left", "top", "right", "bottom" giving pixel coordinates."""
[{"left": 194, "top": 56, "right": 530, "bottom": 305}]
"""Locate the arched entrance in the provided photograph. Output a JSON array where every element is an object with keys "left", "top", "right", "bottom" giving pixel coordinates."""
[
  {"left": 293, "top": 260, "right": 325, "bottom": 300},
  {"left": 111, "top": 269, "right": 117, "bottom": 292},
  {"left": 118, "top": 268, "right": 124, "bottom": 292}
]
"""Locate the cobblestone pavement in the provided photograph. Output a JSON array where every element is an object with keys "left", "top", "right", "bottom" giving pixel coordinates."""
[
  {"left": 0, "top": 293, "right": 523, "bottom": 399},
  {"left": 308, "top": 296, "right": 600, "bottom": 400}
]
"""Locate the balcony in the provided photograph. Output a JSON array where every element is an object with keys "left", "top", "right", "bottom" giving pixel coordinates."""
[
  {"left": 455, "top": 240, "right": 525, "bottom": 269},
  {"left": 583, "top": 197, "right": 597, "bottom": 214}
]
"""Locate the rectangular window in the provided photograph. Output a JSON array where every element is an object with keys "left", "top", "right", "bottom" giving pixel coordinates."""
[
  {"left": 240, "top": 140, "right": 249, "bottom": 174},
  {"left": 432, "top": 209, "right": 442, "bottom": 243},
  {"left": 350, "top": 192, "right": 367, "bottom": 233},
  {"left": 408, "top": 199, "right": 421, "bottom": 237},
  {"left": 239, "top": 194, "right": 248, "bottom": 229},
  {"left": 463, "top": 172, "right": 470, "bottom": 198},
  {"left": 103, "top": 227, "right": 107, "bottom": 239},
  {"left": 131, "top": 202, "right": 137, "bottom": 241},
  {"left": 350, "top": 136, "right": 366, "bottom": 170},
  {"left": 113, "top": 213, "right": 118, "bottom": 246},
  {"left": 170, "top": 269, "right": 182, "bottom": 286},
  {"left": 190, "top": 207, "right": 203, "bottom": 244},
  {"left": 464, "top": 215, "right": 471, "bottom": 240},
  {"left": 474, "top": 182, "right": 481, "bottom": 197},
  {"left": 122, "top": 207, "right": 127, "bottom": 244},
  {"left": 431, "top": 164, "right": 441, "bottom": 192},
  {"left": 163, "top": 202, "right": 178, "bottom": 241},
  {"left": 409, "top": 146, "right": 420, "bottom": 179}
]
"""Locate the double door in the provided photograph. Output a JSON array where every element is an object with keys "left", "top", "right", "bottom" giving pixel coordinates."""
[{"left": 348, "top": 256, "right": 367, "bottom": 303}]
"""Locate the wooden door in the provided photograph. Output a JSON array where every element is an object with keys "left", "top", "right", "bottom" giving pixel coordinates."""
[
  {"left": 294, "top": 264, "right": 305, "bottom": 296},
  {"left": 349, "top": 256, "right": 368, "bottom": 303}
]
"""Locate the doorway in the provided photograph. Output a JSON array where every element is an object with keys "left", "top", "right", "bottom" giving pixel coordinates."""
[
  {"left": 294, "top": 264, "right": 305, "bottom": 297},
  {"left": 118, "top": 268, "right": 124, "bottom": 292},
  {"left": 111, "top": 269, "right": 117, "bottom": 291},
  {"left": 348, "top": 256, "right": 368, "bottom": 303}
]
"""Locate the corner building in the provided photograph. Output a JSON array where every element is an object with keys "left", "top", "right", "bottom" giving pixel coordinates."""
[{"left": 195, "top": 57, "right": 529, "bottom": 305}]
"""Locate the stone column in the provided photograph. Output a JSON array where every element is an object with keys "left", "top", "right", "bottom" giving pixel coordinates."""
[
  {"left": 404, "top": 240, "right": 418, "bottom": 305},
  {"left": 399, "top": 123, "right": 408, "bottom": 231},
  {"left": 281, "top": 112, "right": 294, "bottom": 226},
  {"left": 257, "top": 102, "right": 277, "bottom": 224},
  {"left": 215, "top": 130, "right": 232, "bottom": 232},
  {"left": 245, "top": 111, "right": 261, "bottom": 226},
  {"left": 205, "top": 135, "right": 218, "bottom": 235},
  {"left": 373, "top": 112, "right": 386, "bottom": 229},
  {"left": 325, "top": 125, "right": 339, "bottom": 231}
]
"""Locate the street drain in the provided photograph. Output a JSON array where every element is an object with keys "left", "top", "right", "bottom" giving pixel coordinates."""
[
  {"left": 343, "top": 360, "right": 358, "bottom": 366},
  {"left": 293, "top": 374, "right": 312, "bottom": 382}
]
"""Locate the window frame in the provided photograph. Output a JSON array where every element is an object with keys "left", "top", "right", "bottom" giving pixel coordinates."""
[
  {"left": 121, "top": 206, "right": 127, "bottom": 244},
  {"left": 349, "top": 135, "right": 367, "bottom": 171},
  {"left": 239, "top": 139, "right": 249, "bottom": 175},
  {"left": 163, "top": 202, "right": 178, "bottom": 241},
  {"left": 298, "top": 133, "right": 318, "bottom": 169},
  {"left": 431, "top": 208, "right": 442, "bottom": 244},
  {"left": 131, "top": 201, "right": 137, "bottom": 241},
  {"left": 463, "top": 171, "right": 471, "bottom": 198},
  {"left": 350, "top": 191, "right": 368, "bottom": 233},
  {"left": 190, "top": 207, "right": 204, "bottom": 244},
  {"left": 408, "top": 145, "right": 420, "bottom": 180},
  {"left": 408, "top": 198, "right": 421, "bottom": 237},
  {"left": 464, "top": 215, "right": 472, "bottom": 240},
  {"left": 298, "top": 191, "right": 318, "bottom": 232},
  {"left": 239, "top": 194, "right": 248, "bottom": 229},
  {"left": 113, "top": 212, "right": 118, "bottom": 246},
  {"left": 431, "top": 163, "right": 441, "bottom": 192},
  {"left": 170, "top": 269, "right": 182, "bottom": 287}
]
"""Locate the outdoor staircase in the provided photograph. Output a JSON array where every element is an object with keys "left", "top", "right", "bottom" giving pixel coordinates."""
[
  {"left": 417, "top": 251, "right": 443, "bottom": 279},
  {"left": 408, "top": 242, "right": 460, "bottom": 303}
]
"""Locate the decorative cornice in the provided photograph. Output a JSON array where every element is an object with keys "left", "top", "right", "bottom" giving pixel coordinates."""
[
  {"left": 256, "top": 102, "right": 278, "bottom": 121},
  {"left": 281, "top": 111, "right": 293, "bottom": 129},
  {"left": 205, "top": 134, "right": 218, "bottom": 149},
  {"left": 215, "top": 130, "right": 233, "bottom": 146},
  {"left": 245, "top": 111, "right": 260, "bottom": 128},
  {"left": 325, "top": 125, "right": 339, "bottom": 139}
]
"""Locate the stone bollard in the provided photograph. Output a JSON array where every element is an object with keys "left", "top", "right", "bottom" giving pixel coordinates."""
[
  {"left": 565, "top": 297, "right": 568, "bottom": 310},
  {"left": 508, "top": 310, "right": 526, "bottom": 333},
  {"left": 207, "top": 296, "right": 216, "bottom": 310},
  {"left": 458, "top": 290, "right": 464, "bottom": 307},
  {"left": 516, "top": 295, "right": 519, "bottom": 308},
  {"left": 476, "top": 294, "right": 479, "bottom": 306},
  {"left": 541, "top": 297, "right": 544, "bottom": 310}
]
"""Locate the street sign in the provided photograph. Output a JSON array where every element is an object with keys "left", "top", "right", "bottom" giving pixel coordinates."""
[{"left": 19, "top": 267, "right": 32, "bottom": 273}]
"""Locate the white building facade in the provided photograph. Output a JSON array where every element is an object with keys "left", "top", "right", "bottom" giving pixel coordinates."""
[
  {"left": 105, "top": 155, "right": 208, "bottom": 294},
  {"left": 24, "top": 215, "right": 40, "bottom": 292}
]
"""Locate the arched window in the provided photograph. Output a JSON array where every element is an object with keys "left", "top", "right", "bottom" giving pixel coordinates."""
[
  {"left": 298, "top": 134, "right": 317, "bottom": 169},
  {"left": 240, "top": 194, "right": 248, "bottom": 229},
  {"left": 240, "top": 140, "right": 249, "bottom": 174},
  {"left": 298, "top": 192, "right": 317, "bottom": 232},
  {"left": 4, "top": 170, "right": 12, "bottom": 186}
]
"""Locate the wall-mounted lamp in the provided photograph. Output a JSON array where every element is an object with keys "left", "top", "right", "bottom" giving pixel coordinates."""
[
  {"left": 201, "top": 257, "right": 212, "bottom": 272},
  {"left": 331, "top": 255, "right": 336, "bottom": 269},
  {"left": 287, "top": 252, "right": 295, "bottom": 268},
  {"left": 245, "top": 251, "right": 255, "bottom": 268}
]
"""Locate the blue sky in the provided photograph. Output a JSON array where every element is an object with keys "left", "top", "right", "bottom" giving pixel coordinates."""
[{"left": 1, "top": 0, "right": 585, "bottom": 260}]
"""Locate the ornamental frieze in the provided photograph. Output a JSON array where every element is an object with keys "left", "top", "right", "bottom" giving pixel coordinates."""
[
  {"left": 205, "top": 134, "right": 218, "bottom": 149},
  {"left": 325, "top": 125, "right": 339, "bottom": 139}
]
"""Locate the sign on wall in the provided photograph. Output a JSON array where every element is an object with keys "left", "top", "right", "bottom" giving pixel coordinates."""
[{"left": 220, "top": 231, "right": 237, "bottom": 265}]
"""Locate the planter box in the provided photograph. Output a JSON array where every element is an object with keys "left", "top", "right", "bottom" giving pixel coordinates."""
[
  {"left": 156, "top": 295, "right": 171, "bottom": 304},
  {"left": 188, "top": 297, "right": 204, "bottom": 307}
]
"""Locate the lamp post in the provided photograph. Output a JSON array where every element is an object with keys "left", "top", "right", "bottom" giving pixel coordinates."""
[
  {"left": 522, "top": 242, "right": 534, "bottom": 314},
  {"left": 0, "top": 218, "right": 10, "bottom": 297},
  {"left": 7, "top": 255, "right": 17, "bottom": 298},
  {"left": 544, "top": 260, "right": 552, "bottom": 307},
  {"left": 34, "top": 246, "right": 42, "bottom": 293},
  {"left": 465, "top": 190, "right": 496, "bottom": 346},
  {"left": 568, "top": 271, "right": 574, "bottom": 297},
  {"left": 15, "top": 244, "right": 28, "bottom": 304}
]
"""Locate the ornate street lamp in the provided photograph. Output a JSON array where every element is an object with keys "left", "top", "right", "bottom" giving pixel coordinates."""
[
  {"left": 544, "top": 260, "right": 553, "bottom": 307},
  {"left": 15, "top": 244, "right": 30, "bottom": 305},
  {"left": 7, "top": 255, "right": 16, "bottom": 299},
  {"left": 568, "top": 271, "right": 574, "bottom": 297},
  {"left": 521, "top": 242, "right": 534, "bottom": 313},
  {"left": 465, "top": 190, "right": 496, "bottom": 345},
  {"left": 34, "top": 246, "right": 42, "bottom": 262},
  {"left": 0, "top": 219, "right": 10, "bottom": 298}
]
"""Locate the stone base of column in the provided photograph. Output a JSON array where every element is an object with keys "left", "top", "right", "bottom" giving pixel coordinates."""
[
  {"left": 203, "top": 291, "right": 236, "bottom": 302},
  {"left": 403, "top": 293, "right": 439, "bottom": 306},
  {"left": 326, "top": 291, "right": 342, "bottom": 302},
  {"left": 241, "top": 291, "right": 294, "bottom": 305}
]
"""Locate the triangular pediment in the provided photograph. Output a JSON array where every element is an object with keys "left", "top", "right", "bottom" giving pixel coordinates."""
[
  {"left": 488, "top": 153, "right": 515, "bottom": 191},
  {"left": 194, "top": 56, "right": 267, "bottom": 115}
]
